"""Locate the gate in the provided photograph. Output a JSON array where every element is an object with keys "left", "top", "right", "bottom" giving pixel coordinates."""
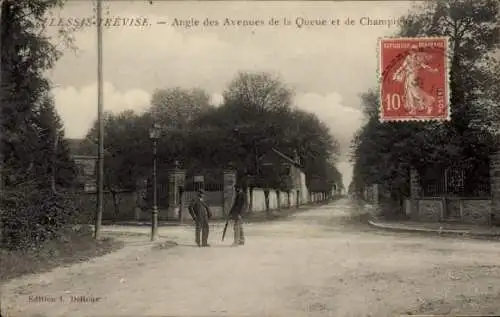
[{"left": 182, "top": 170, "right": 226, "bottom": 218}]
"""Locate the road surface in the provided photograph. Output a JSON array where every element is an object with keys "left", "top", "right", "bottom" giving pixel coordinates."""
[{"left": 2, "top": 198, "right": 500, "bottom": 317}]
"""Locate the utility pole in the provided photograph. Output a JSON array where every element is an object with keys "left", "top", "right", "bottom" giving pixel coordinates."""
[
  {"left": 94, "top": 0, "right": 104, "bottom": 239},
  {"left": 0, "top": 1, "right": 5, "bottom": 191}
]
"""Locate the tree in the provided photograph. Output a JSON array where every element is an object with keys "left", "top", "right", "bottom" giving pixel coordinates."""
[
  {"left": 194, "top": 72, "right": 297, "bottom": 187},
  {"left": 0, "top": 0, "right": 79, "bottom": 249},
  {"left": 351, "top": 90, "right": 412, "bottom": 199},
  {"left": 283, "top": 109, "right": 340, "bottom": 190},
  {"left": 191, "top": 71, "right": 343, "bottom": 213},
  {"left": 400, "top": 0, "right": 499, "bottom": 137},
  {"left": 195, "top": 71, "right": 342, "bottom": 197},
  {"left": 223, "top": 71, "right": 294, "bottom": 112},
  {"left": 84, "top": 110, "right": 153, "bottom": 214},
  {"left": 147, "top": 87, "right": 217, "bottom": 172},
  {"left": 1, "top": 0, "right": 76, "bottom": 189},
  {"left": 33, "top": 94, "right": 77, "bottom": 191},
  {"left": 351, "top": 0, "right": 500, "bottom": 202},
  {"left": 83, "top": 87, "right": 215, "bottom": 213},
  {"left": 149, "top": 87, "right": 214, "bottom": 129}
]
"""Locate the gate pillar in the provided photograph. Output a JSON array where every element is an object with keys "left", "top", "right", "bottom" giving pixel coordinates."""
[{"left": 166, "top": 167, "right": 186, "bottom": 220}]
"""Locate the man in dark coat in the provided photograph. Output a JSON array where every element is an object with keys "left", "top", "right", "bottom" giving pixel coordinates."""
[
  {"left": 228, "top": 185, "right": 246, "bottom": 246},
  {"left": 188, "top": 189, "right": 212, "bottom": 247}
]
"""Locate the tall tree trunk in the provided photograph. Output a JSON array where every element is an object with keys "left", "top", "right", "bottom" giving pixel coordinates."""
[
  {"left": 264, "top": 188, "right": 270, "bottom": 216},
  {"left": 248, "top": 187, "right": 254, "bottom": 213},
  {"left": 276, "top": 190, "right": 281, "bottom": 211},
  {"left": 287, "top": 190, "right": 291, "bottom": 209},
  {"left": 111, "top": 189, "right": 120, "bottom": 216}
]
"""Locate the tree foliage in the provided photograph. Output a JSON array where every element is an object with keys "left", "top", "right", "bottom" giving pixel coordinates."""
[
  {"left": 1, "top": 0, "right": 79, "bottom": 249},
  {"left": 196, "top": 71, "right": 341, "bottom": 191},
  {"left": 88, "top": 72, "right": 343, "bottom": 193},
  {"left": 223, "top": 71, "right": 294, "bottom": 112},
  {"left": 84, "top": 110, "right": 153, "bottom": 191},
  {"left": 33, "top": 95, "right": 77, "bottom": 189},
  {"left": 351, "top": 0, "right": 500, "bottom": 199},
  {"left": 150, "top": 87, "right": 214, "bottom": 129}
]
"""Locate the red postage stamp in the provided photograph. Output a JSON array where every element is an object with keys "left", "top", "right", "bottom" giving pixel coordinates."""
[{"left": 378, "top": 37, "right": 450, "bottom": 122}]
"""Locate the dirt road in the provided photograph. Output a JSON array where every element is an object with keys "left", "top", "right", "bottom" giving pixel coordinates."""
[{"left": 2, "top": 198, "right": 500, "bottom": 317}]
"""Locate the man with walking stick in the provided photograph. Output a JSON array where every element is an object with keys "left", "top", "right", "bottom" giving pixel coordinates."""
[{"left": 222, "top": 184, "right": 246, "bottom": 246}]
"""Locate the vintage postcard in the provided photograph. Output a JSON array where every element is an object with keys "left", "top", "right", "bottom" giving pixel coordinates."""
[{"left": 1, "top": 0, "right": 499, "bottom": 317}]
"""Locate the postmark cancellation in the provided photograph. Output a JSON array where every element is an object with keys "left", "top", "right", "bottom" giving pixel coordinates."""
[{"left": 378, "top": 37, "right": 451, "bottom": 122}]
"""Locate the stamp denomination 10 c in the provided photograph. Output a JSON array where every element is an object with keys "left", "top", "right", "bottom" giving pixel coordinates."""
[{"left": 378, "top": 37, "right": 450, "bottom": 122}]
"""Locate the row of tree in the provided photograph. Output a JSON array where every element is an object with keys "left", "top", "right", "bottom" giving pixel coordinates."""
[
  {"left": 350, "top": 0, "right": 500, "bottom": 204},
  {"left": 82, "top": 71, "right": 343, "bottom": 195}
]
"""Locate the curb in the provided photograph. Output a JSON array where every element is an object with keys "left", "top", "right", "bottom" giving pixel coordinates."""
[{"left": 368, "top": 220, "right": 500, "bottom": 238}]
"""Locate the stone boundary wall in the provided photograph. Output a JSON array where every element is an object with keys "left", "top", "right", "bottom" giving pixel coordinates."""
[{"left": 403, "top": 197, "right": 492, "bottom": 225}]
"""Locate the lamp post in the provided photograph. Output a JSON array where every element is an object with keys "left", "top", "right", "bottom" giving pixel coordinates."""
[{"left": 149, "top": 123, "right": 161, "bottom": 241}]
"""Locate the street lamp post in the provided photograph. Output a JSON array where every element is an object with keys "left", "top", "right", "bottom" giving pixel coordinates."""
[{"left": 149, "top": 123, "right": 161, "bottom": 241}]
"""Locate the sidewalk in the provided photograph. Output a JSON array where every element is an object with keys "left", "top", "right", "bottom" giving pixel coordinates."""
[{"left": 368, "top": 219, "right": 500, "bottom": 237}]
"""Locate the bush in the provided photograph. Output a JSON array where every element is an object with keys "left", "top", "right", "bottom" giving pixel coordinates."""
[{"left": 0, "top": 187, "right": 79, "bottom": 250}]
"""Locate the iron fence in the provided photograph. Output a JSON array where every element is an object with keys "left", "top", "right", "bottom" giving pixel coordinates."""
[{"left": 421, "top": 166, "right": 491, "bottom": 198}]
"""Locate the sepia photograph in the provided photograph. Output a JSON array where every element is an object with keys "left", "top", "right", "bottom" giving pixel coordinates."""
[{"left": 0, "top": 0, "right": 499, "bottom": 316}]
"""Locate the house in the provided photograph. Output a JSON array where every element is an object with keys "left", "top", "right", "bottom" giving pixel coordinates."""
[
  {"left": 67, "top": 138, "right": 98, "bottom": 192},
  {"left": 255, "top": 148, "right": 309, "bottom": 204},
  {"left": 257, "top": 149, "right": 300, "bottom": 187}
]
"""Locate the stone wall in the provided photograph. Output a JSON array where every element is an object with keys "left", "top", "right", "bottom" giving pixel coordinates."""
[
  {"left": 417, "top": 199, "right": 443, "bottom": 222},
  {"left": 404, "top": 197, "right": 492, "bottom": 225},
  {"left": 461, "top": 199, "right": 491, "bottom": 225},
  {"left": 446, "top": 199, "right": 462, "bottom": 220}
]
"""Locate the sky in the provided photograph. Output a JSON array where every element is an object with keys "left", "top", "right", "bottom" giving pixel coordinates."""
[{"left": 46, "top": 0, "right": 418, "bottom": 188}]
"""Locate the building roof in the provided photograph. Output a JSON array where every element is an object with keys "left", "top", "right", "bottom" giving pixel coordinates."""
[{"left": 258, "top": 148, "right": 302, "bottom": 169}]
